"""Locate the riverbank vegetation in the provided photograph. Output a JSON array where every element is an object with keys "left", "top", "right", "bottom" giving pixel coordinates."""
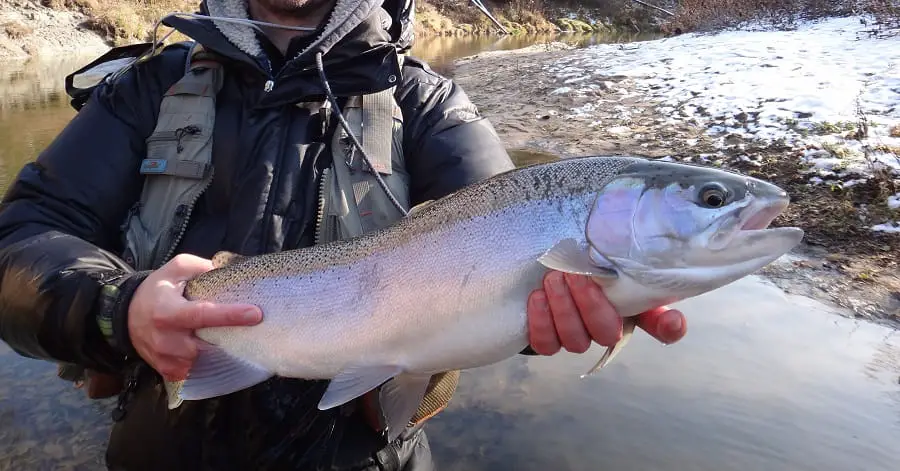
[
  {"left": 663, "top": 0, "right": 900, "bottom": 35},
  {"left": 7, "top": 0, "right": 898, "bottom": 53}
]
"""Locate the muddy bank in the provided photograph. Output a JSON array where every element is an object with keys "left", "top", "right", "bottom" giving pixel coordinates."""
[
  {"left": 450, "top": 30, "right": 900, "bottom": 326},
  {"left": 0, "top": 0, "right": 108, "bottom": 59}
]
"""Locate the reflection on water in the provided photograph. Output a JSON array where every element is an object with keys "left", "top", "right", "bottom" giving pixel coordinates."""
[
  {"left": 0, "top": 345, "right": 114, "bottom": 470},
  {"left": 426, "top": 277, "right": 900, "bottom": 471},
  {"left": 0, "top": 31, "right": 639, "bottom": 196},
  {"left": 0, "top": 55, "right": 92, "bottom": 194},
  {"left": 2, "top": 277, "right": 899, "bottom": 469},
  {"left": 1, "top": 32, "right": 899, "bottom": 471},
  {"left": 407, "top": 31, "right": 654, "bottom": 76}
]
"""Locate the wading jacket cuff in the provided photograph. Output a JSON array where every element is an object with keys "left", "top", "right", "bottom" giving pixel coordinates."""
[{"left": 95, "top": 270, "right": 152, "bottom": 360}]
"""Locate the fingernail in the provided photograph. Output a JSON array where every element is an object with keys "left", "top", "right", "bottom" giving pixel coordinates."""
[
  {"left": 533, "top": 292, "right": 548, "bottom": 311},
  {"left": 548, "top": 273, "right": 566, "bottom": 295},
  {"left": 664, "top": 315, "right": 683, "bottom": 342},
  {"left": 565, "top": 272, "right": 587, "bottom": 287},
  {"left": 242, "top": 308, "right": 261, "bottom": 323}
]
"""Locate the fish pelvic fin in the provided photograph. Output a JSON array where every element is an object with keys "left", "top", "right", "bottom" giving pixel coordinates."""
[
  {"left": 581, "top": 316, "right": 638, "bottom": 378},
  {"left": 318, "top": 364, "right": 403, "bottom": 411},
  {"left": 176, "top": 343, "right": 274, "bottom": 404},
  {"left": 318, "top": 365, "right": 430, "bottom": 442}
]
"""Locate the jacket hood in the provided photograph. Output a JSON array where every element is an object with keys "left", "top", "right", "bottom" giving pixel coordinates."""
[
  {"left": 162, "top": 0, "right": 397, "bottom": 75},
  {"left": 206, "top": 0, "right": 385, "bottom": 60},
  {"left": 158, "top": 0, "right": 402, "bottom": 104}
]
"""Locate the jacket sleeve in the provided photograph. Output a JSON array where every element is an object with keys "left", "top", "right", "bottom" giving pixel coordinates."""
[
  {"left": 396, "top": 58, "right": 516, "bottom": 205},
  {"left": 397, "top": 59, "right": 540, "bottom": 355},
  {"left": 0, "top": 47, "right": 189, "bottom": 372}
]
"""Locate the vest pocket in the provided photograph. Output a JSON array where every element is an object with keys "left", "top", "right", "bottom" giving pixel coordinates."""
[{"left": 121, "top": 203, "right": 155, "bottom": 271}]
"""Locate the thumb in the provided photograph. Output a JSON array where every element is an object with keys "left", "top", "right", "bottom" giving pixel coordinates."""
[{"left": 164, "top": 254, "right": 216, "bottom": 280}]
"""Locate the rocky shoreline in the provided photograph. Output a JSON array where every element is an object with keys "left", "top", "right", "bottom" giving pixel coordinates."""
[{"left": 0, "top": 0, "right": 108, "bottom": 60}]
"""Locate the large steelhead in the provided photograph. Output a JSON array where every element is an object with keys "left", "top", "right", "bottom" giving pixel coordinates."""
[{"left": 167, "top": 155, "right": 804, "bottom": 439}]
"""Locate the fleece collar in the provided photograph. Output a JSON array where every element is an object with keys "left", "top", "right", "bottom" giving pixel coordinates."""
[{"left": 204, "top": 0, "right": 385, "bottom": 64}]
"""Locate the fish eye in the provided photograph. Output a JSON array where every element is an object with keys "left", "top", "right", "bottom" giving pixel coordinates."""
[{"left": 699, "top": 184, "right": 729, "bottom": 208}]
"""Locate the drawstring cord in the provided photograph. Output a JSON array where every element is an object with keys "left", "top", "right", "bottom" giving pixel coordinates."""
[{"left": 314, "top": 52, "right": 409, "bottom": 218}]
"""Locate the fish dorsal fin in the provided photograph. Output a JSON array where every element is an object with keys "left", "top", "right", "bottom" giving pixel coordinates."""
[
  {"left": 537, "top": 239, "right": 618, "bottom": 279},
  {"left": 212, "top": 251, "right": 246, "bottom": 268},
  {"left": 407, "top": 199, "right": 436, "bottom": 217}
]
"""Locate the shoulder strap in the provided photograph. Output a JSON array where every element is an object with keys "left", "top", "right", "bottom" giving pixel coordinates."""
[
  {"left": 121, "top": 42, "right": 225, "bottom": 271},
  {"left": 320, "top": 86, "right": 409, "bottom": 241}
]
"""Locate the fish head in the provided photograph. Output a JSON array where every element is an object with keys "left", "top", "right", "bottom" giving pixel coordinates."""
[{"left": 584, "top": 158, "right": 804, "bottom": 303}]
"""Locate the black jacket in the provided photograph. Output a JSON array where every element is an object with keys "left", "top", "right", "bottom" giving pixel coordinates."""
[{"left": 0, "top": 1, "right": 515, "bottom": 469}]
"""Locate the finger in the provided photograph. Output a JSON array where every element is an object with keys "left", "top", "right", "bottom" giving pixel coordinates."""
[
  {"left": 635, "top": 306, "right": 687, "bottom": 345},
  {"left": 156, "top": 355, "right": 194, "bottom": 382},
  {"left": 171, "top": 301, "right": 263, "bottom": 330},
  {"left": 543, "top": 271, "right": 591, "bottom": 354},
  {"left": 147, "top": 330, "right": 199, "bottom": 360},
  {"left": 167, "top": 253, "right": 216, "bottom": 280},
  {"left": 526, "top": 290, "right": 561, "bottom": 355},
  {"left": 563, "top": 273, "right": 623, "bottom": 347}
]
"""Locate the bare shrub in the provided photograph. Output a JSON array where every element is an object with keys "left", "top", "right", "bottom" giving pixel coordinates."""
[{"left": 663, "top": 0, "right": 857, "bottom": 33}]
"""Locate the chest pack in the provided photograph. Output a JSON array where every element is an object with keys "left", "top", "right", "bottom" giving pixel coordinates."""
[{"left": 64, "top": 40, "right": 459, "bottom": 434}]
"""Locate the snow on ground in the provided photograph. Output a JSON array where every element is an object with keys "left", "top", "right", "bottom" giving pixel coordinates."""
[{"left": 545, "top": 15, "right": 900, "bottom": 232}]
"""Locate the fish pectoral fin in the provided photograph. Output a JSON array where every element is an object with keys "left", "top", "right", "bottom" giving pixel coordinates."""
[
  {"left": 318, "top": 364, "right": 403, "bottom": 411},
  {"left": 379, "top": 373, "right": 432, "bottom": 442},
  {"left": 580, "top": 316, "right": 638, "bottom": 378},
  {"left": 211, "top": 251, "right": 246, "bottom": 268},
  {"left": 538, "top": 238, "right": 618, "bottom": 279},
  {"left": 175, "top": 344, "right": 274, "bottom": 407}
]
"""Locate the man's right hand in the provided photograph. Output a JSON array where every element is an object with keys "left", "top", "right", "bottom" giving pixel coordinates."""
[{"left": 127, "top": 254, "right": 263, "bottom": 382}]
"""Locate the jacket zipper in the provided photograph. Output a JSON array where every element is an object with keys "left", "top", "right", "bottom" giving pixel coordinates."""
[
  {"left": 313, "top": 167, "right": 331, "bottom": 246},
  {"left": 160, "top": 166, "right": 216, "bottom": 265}
]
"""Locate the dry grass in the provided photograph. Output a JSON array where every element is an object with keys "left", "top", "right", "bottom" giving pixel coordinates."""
[
  {"left": 3, "top": 21, "right": 34, "bottom": 40},
  {"left": 661, "top": 0, "right": 900, "bottom": 34},
  {"left": 43, "top": 0, "right": 198, "bottom": 45},
  {"left": 415, "top": 0, "right": 600, "bottom": 36}
]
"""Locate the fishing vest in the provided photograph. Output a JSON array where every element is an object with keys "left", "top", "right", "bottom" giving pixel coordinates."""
[{"left": 117, "top": 42, "right": 459, "bottom": 432}]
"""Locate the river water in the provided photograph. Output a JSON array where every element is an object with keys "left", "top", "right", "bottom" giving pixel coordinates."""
[{"left": 1, "top": 32, "right": 899, "bottom": 471}]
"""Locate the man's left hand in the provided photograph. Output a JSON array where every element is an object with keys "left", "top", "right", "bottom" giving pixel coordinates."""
[{"left": 526, "top": 271, "right": 687, "bottom": 356}]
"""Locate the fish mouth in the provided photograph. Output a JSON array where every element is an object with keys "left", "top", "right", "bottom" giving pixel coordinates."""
[
  {"left": 725, "top": 196, "right": 804, "bottom": 256},
  {"left": 740, "top": 197, "right": 789, "bottom": 231}
]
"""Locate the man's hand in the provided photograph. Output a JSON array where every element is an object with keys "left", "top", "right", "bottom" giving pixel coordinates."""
[
  {"left": 526, "top": 271, "right": 687, "bottom": 356},
  {"left": 127, "top": 254, "right": 263, "bottom": 382}
]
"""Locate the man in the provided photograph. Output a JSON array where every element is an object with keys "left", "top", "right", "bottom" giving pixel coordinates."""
[{"left": 0, "top": 0, "right": 687, "bottom": 469}]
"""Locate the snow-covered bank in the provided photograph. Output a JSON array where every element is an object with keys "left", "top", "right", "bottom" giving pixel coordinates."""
[
  {"left": 453, "top": 19, "right": 900, "bottom": 321},
  {"left": 544, "top": 16, "right": 900, "bottom": 234}
]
